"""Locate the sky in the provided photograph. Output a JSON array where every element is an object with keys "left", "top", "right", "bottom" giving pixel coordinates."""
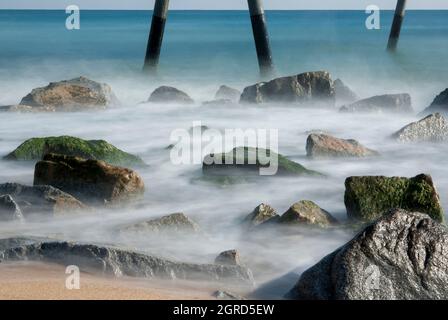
[{"left": 1, "top": 0, "right": 447, "bottom": 10}]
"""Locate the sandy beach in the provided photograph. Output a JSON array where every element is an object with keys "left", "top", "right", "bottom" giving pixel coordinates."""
[{"left": 0, "top": 261, "right": 225, "bottom": 300}]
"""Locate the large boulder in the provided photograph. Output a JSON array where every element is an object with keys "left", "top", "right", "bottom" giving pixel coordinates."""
[
  {"left": 4, "top": 136, "right": 146, "bottom": 167},
  {"left": 344, "top": 174, "right": 444, "bottom": 223},
  {"left": 0, "top": 237, "right": 255, "bottom": 285},
  {"left": 215, "top": 85, "right": 241, "bottom": 102},
  {"left": 0, "top": 183, "right": 85, "bottom": 217},
  {"left": 334, "top": 79, "right": 359, "bottom": 104},
  {"left": 278, "top": 200, "right": 337, "bottom": 227},
  {"left": 340, "top": 94, "right": 413, "bottom": 113},
  {"left": 33, "top": 154, "right": 145, "bottom": 205},
  {"left": 420, "top": 88, "right": 448, "bottom": 116},
  {"left": 202, "top": 147, "right": 323, "bottom": 177},
  {"left": 392, "top": 113, "right": 448, "bottom": 143},
  {"left": 243, "top": 203, "right": 279, "bottom": 227},
  {"left": 286, "top": 209, "right": 448, "bottom": 300},
  {"left": 120, "top": 213, "right": 201, "bottom": 236},
  {"left": 17, "top": 77, "right": 119, "bottom": 111},
  {"left": 148, "top": 86, "right": 194, "bottom": 104},
  {"left": 0, "top": 195, "right": 24, "bottom": 221},
  {"left": 306, "top": 134, "right": 379, "bottom": 158},
  {"left": 240, "top": 71, "right": 335, "bottom": 105}
]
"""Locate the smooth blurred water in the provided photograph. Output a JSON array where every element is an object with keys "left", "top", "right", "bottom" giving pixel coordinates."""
[{"left": 0, "top": 10, "right": 447, "bottom": 296}]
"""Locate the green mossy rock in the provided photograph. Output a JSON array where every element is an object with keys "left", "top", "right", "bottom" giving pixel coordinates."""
[
  {"left": 4, "top": 136, "right": 146, "bottom": 167},
  {"left": 202, "top": 147, "right": 323, "bottom": 177},
  {"left": 345, "top": 174, "right": 444, "bottom": 223}
]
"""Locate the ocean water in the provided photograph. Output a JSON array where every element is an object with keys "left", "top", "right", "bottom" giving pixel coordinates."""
[{"left": 0, "top": 10, "right": 448, "bottom": 297}]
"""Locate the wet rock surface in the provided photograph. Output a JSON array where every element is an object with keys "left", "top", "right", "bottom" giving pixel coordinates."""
[
  {"left": 240, "top": 71, "right": 335, "bottom": 105},
  {"left": 16, "top": 77, "right": 119, "bottom": 111},
  {"left": 202, "top": 147, "right": 323, "bottom": 178},
  {"left": 244, "top": 203, "right": 279, "bottom": 227},
  {"left": 148, "top": 86, "right": 194, "bottom": 104},
  {"left": 340, "top": 94, "right": 413, "bottom": 113},
  {"left": 215, "top": 250, "right": 242, "bottom": 266},
  {"left": 344, "top": 174, "right": 444, "bottom": 223},
  {"left": 0, "top": 183, "right": 85, "bottom": 217},
  {"left": 306, "top": 134, "right": 379, "bottom": 158},
  {"left": 0, "top": 195, "right": 24, "bottom": 221},
  {"left": 334, "top": 79, "right": 359, "bottom": 104},
  {"left": 4, "top": 135, "right": 146, "bottom": 167},
  {"left": 120, "top": 213, "right": 201, "bottom": 236},
  {"left": 278, "top": 200, "right": 337, "bottom": 227},
  {"left": 33, "top": 154, "right": 145, "bottom": 205},
  {"left": 215, "top": 85, "right": 241, "bottom": 102},
  {"left": 0, "top": 237, "right": 255, "bottom": 285},
  {"left": 286, "top": 209, "right": 448, "bottom": 300},
  {"left": 392, "top": 113, "right": 448, "bottom": 143}
]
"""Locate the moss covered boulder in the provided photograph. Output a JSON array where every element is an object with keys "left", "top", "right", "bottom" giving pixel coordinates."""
[
  {"left": 202, "top": 147, "right": 323, "bottom": 177},
  {"left": 278, "top": 200, "right": 337, "bottom": 227},
  {"left": 344, "top": 174, "right": 444, "bottom": 223},
  {"left": 4, "top": 136, "right": 146, "bottom": 167}
]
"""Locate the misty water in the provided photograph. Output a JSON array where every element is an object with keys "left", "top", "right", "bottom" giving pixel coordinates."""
[{"left": 0, "top": 10, "right": 447, "bottom": 296}]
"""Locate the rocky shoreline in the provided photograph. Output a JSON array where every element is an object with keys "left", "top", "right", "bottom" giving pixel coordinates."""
[{"left": 1, "top": 72, "right": 448, "bottom": 300}]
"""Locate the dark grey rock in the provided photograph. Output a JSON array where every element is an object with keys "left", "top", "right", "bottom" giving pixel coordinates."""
[
  {"left": 340, "top": 94, "right": 413, "bottom": 113},
  {"left": 0, "top": 237, "right": 255, "bottom": 285},
  {"left": 0, "top": 195, "right": 24, "bottom": 221},
  {"left": 392, "top": 113, "right": 448, "bottom": 143},
  {"left": 215, "top": 250, "right": 242, "bottom": 266},
  {"left": 334, "top": 79, "right": 359, "bottom": 104},
  {"left": 420, "top": 88, "right": 448, "bottom": 116},
  {"left": 215, "top": 85, "right": 241, "bottom": 102},
  {"left": 286, "top": 209, "right": 448, "bottom": 300},
  {"left": 240, "top": 71, "right": 335, "bottom": 106},
  {"left": 148, "top": 86, "right": 194, "bottom": 104},
  {"left": 0, "top": 183, "right": 85, "bottom": 217}
]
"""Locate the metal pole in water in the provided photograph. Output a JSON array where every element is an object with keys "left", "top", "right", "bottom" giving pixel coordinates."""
[
  {"left": 387, "top": 0, "right": 407, "bottom": 52},
  {"left": 247, "top": 0, "right": 274, "bottom": 78},
  {"left": 143, "top": 0, "right": 170, "bottom": 72}
]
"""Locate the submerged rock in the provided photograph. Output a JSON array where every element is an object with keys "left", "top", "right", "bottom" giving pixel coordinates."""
[
  {"left": 215, "top": 250, "right": 242, "bottom": 266},
  {"left": 213, "top": 290, "right": 245, "bottom": 300},
  {"left": 344, "top": 174, "right": 444, "bottom": 223},
  {"left": 0, "top": 104, "right": 54, "bottom": 112},
  {"left": 334, "top": 79, "right": 359, "bottom": 104},
  {"left": 0, "top": 183, "right": 85, "bottom": 217},
  {"left": 244, "top": 203, "right": 279, "bottom": 227},
  {"left": 0, "top": 195, "right": 24, "bottom": 221},
  {"left": 17, "top": 76, "right": 119, "bottom": 111},
  {"left": 278, "top": 200, "right": 337, "bottom": 227},
  {"left": 420, "top": 88, "right": 448, "bottom": 116},
  {"left": 4, "top": 136, "right": 146, "bottom": 167},
  {"left": 286, "top": 209, "right": 448, "bottom": 300},
  {"left": 240, "top": 71, "right": 335, "bottom": 106},
  {"left": 306, "top": 134, "right": 379, "bottom": 158},
  {"left": 215, "top": 85, "right": 241, "bottom": 102},
  {"left": 121, "top": 213, "right": 201, "bottom": 236},
  {"left": 148, "top": 86, "right": 194, "bottom": 104},
  {"left": 33, "top": 154, "right": 145, "bottom": 205},
  {"left": 202, "top": 99, "right": 234, "bottom": 106},
  {"left": 392, "top": 113, "right": 448, "bottom": 143},
  {"left": 0, "top": 237, "right": 255, "bottom": 285},
  {"left": 202, "top": 147, "right": 323, "bottom": 177},
  {"left": 340, "top": 94, "right": 413, "bottom": 113}
]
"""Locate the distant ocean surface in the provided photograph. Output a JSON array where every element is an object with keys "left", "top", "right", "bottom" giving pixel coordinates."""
[{"left": 0, "top": 10, "right": 447, "bottom": 86}]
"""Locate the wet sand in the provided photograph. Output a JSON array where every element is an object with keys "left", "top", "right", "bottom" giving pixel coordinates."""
[{"left": 0, "top": 261, "right": 224, "bottom": 300}]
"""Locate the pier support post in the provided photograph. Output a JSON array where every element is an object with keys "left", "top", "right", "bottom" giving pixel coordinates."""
[
  {"left": 387, "top": 0, "right": 407, "bottom": 51},
  {"left": 143, "top": 0, "right": 170, "bottom": 72},
  {"left": 247, "top": 0, "right": 274, "bottom": 77}
]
